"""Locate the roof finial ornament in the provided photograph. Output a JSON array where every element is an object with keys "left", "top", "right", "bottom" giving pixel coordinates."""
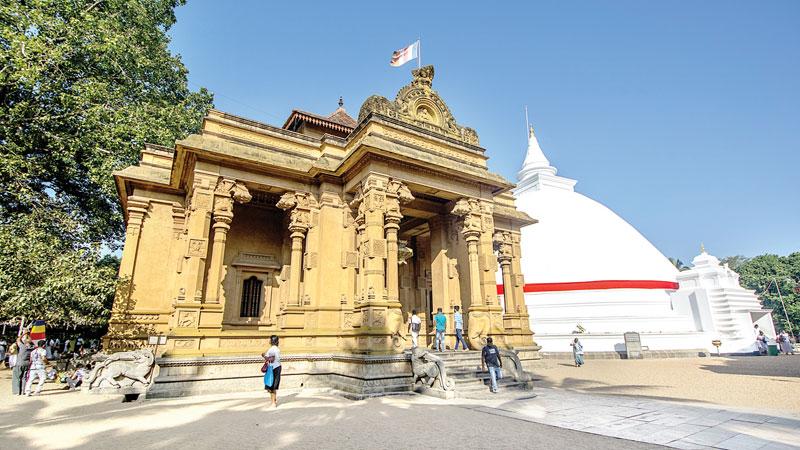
[
  {"left": 338, "top": 96, "right": 344, "bottom": 108},
  {"left": 700, "top": 242, "right": 706, "bottom": 254}
]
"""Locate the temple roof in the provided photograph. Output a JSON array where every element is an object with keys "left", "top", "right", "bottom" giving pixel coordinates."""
[{"left": 282, "top": 98, "right": 357, "bottom": 136}]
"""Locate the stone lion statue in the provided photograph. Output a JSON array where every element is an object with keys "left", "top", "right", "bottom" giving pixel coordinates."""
[
  {"left": 410, "top": 347, "right": 454, "bottom": 391},
  {"left": 85, "top": 349, "right": 155, "bottom": 390}
]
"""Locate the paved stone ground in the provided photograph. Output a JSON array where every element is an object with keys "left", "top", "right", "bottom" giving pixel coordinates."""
[
  {"left": 465, "top": 388, "right": 800, "bottom": 450},
  {"left": 529, "top": 355, "right": 800, "bottom": 414},
  {"left": 0, "top": 372, "right": 656, "bottom": 450},
  {"left": 2, "top": 355, "right": 798, "bottom": 449}
]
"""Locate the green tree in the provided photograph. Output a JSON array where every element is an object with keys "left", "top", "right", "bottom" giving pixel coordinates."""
[
  {"left": 668, "top": 257, "right": 689, "bottom": 271},
  {"left": 735, "top": 253, "right": 800, "bottom": 337},
  {"left": 0, "top": 0, "right": 213, "bottom": 327},
  {"left": 720, "top": 255, "right": 749, "bottom": 272}
]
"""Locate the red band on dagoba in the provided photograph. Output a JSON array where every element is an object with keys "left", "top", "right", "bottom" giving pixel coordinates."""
[{"left": 496, "top": 280, "right": 679, "bottom": 295}]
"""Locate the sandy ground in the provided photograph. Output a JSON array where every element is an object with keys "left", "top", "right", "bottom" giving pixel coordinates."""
[
  {"left": 0, "top": 370, "right": 660, "bottom": 450},
  {"left": 530, "top": 355, "right": 800, "bottom": 414}
]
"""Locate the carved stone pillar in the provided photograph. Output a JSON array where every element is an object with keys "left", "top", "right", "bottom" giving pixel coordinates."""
[
  {"left": 384, "top": 179, "right": 414, "bottom": 303},
  {"left": 206, "top": 179, "right": 251, "bottom": 303},
  {"left": 277, "top": 192, "right": 313, "bottom": 308},
  {"left": 385, "top": 214, "right": 401, "bottom": 302},
  {"left": 177, "top": 174, "right": 217, "bottom": 304},
  {"left": 347, "top": 176, "right": 410, "bottom": 353},
  {"left": 118, "top": 196, "right": 150, "bottom": 281},
  {"left": 452, "top": 198, "right": 484, "bottom": 307},
  {"left": 494, "top": 231, "right": 515, "bottom": 313}
]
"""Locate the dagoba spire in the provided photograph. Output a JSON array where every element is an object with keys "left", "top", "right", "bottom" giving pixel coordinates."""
[{"left": 517, "top": 123, "right": 557, "bottom": 182}]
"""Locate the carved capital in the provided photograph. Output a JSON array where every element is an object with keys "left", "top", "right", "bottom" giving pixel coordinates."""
[
  {"left": 213, "top": 178, "right": 251, "bottom": 218},
  {"left": 277, "top": 191, "right": 316, "bottom": 233},
  {"left": 493, "top": 231, "right": 513, "bottom": 262},
  {"left": 451, "top": 198, "right": 482, "bottom": 237}
]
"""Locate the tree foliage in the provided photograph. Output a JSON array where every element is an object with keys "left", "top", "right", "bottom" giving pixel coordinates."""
[
  {"left": 719, "top": 255, "right": 749, "bottom": 272},
  {"left": 668, "top": 257, "right": 689, "bottom": 271},
  {"left": 734, "top": 253, "right": 800, "bottom": 337},
  {"left": 0, "top": 0, "right": 213, "bottom": 327}
]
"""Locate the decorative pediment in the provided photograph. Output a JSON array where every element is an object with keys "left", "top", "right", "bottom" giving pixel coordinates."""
[{"left": 358, "top": 65, "right": 479, "bottom": 146}]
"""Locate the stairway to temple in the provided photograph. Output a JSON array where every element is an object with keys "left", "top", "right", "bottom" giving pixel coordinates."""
[{"left": 431, "top": 350, "right": 536, "bottom": 398}]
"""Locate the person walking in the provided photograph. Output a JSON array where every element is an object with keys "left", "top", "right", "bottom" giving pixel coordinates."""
[
  {"left": 24, "top": 340, "right": 48, "bottom": 396},
  {"left": 571, "top": 338, "right": 584, "bottom": 367},
  {"left": 0, "top": 338, "right": 7, "bottom": 368},
  {"left": 7, "top": 340, "right": 18, "bottom": 369},
  {"left": 481, "top": 337, "right": 503, "bottom": 393},
  {"left": 434, "top": 308, "right": 446, "bottom": 352},
  {"left": 12, "top": 333, "right": 33, "bottom": 395},
  {"left": 262, "top": 335, "right": 282, "bottom": 408},
  {"left": 408, "top": 310, "right": 421, "bottom": 348},
  {"left": 778, "top": 331, "right": 794, "bottom": 355},
  {"left": 756, "top": 330, "right": 768, "bottom": 355},
  {"left": 453, "top": 305, "right": 469, "bottom": 351}
]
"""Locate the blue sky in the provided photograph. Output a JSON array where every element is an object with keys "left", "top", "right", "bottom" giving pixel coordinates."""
[{"left": 169, "top": 1, "right": 799, "bottom": 263}]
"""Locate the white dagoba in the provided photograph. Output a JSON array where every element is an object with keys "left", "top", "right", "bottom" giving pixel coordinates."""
[
  {"left": 511, "top": 125, "right": 707, "bottom": 355},
  {"left": 670, "top": 247, "right": 775, "bottom": 354}
]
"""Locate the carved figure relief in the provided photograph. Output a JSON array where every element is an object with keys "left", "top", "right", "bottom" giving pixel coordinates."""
[
  {"left": 358, "top": 66, "right": 479, "bottom": 146},
  {"left": 85, "top": 349, "right": 155, "bottom": 390},
  {"left": 187, "top": 239, "right": 207, "bottom": 257}
]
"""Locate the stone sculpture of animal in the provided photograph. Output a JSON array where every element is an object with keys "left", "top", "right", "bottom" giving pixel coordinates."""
[
  {"left": 86, "top": 349, "right": 155, "bottom": 390},
  {"left": 410, "top": 347, "right": 454, "bottom": 391}
]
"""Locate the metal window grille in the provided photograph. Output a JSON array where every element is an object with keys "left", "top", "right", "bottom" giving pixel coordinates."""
[{"left": 240, "top": 276, "right": 262, "bottom": 318}]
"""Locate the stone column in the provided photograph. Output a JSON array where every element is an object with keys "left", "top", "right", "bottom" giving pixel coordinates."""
[
  {"left": 177, "top": 173, "right": 218, "bottom": 304},
  {"left": 384, "top": 178, "right": 414, "bottom": 303},
  {"left": 385, "top": 214, "right": 401, "bottom": 302},
  {"left": 428, "top": 215, "right": 449, "bottom": 313},
  {"left": 347, "top": 176, "right": 412, "bottom": 353},
  {"left": 118, "top": 196, "right": 150, "bottom": 281},
  {"left": 277, "top": 192, "right": 313, "bottom": 308},
  {"left": 206, "top": 179, "right": 251, "bottom": 303},
  {"left": 452, "top": 198, "right": 484, "bottom": 307},
  {"left": 494, "top": 231, "right": 515, "bottom": 312}
]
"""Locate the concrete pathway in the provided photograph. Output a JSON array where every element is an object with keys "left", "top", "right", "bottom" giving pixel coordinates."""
[{"left": 465, "top": 387, "right": 800, "bottom": 450}]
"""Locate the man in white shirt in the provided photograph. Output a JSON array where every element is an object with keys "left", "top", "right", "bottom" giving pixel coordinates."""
[
  {"left": 453, "top": 305, "right": 469, "bottom": 351},
  {"left": 408, "top": 310, "right": 422, "bottom": 348},
  {"left": 25, "top": 340, "right": 48, "bottom": 396}
]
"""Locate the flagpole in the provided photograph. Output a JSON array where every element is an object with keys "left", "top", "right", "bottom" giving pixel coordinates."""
[{"left": 418, "top": 37, "right": 421, "bottom": 69}]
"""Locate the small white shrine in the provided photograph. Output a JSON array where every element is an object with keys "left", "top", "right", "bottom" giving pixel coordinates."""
[{"left": 670, "top": 248, "right": 776, "bottom": 354}]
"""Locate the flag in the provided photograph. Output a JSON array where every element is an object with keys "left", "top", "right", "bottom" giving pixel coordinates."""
[
  {"left": 30, "top": 320, "right": 46, "bottom": 341},
  {"left": 390, "top": 41, "right": 419, "bottom": 67}
]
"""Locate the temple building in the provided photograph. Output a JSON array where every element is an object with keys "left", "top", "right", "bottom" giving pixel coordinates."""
[{"left": 108, "top": 66, "right": 539, "bottom": 396}]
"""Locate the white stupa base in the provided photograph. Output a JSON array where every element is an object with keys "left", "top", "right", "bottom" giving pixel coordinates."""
[{"left": 534, "top": 331, "right": 712, "bottom": 357}]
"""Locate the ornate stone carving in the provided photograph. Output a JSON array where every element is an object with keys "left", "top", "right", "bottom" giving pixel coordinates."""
[
  {"left": 358, "top": 65, "right": 479, "bottom": 146},
  {"left": 177, "top": 310, "right": 198, "bottom": 328},
  {"left": 451, "top": 198, "right": 483, "bottom": 236},
  {"left": 187, "top": 239, "right": 207, "bottom": 257},
  {"left": 410, "top": 347, "right": 454, "bottom": 391},
  {"left": 85, "top": 349, "right": 155, "bottom": 391},
  {"left": 493, "top": 231, "right": 513, "bottom": 261},
  {"left": 467, "top": 311, "right": 492, "bottom": 349},
  {"left": 214, "top": 178, "right": 252, "bottom": 215},
  {"left": 277, "top": 191, "right": 316, "bottom": 232}
]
